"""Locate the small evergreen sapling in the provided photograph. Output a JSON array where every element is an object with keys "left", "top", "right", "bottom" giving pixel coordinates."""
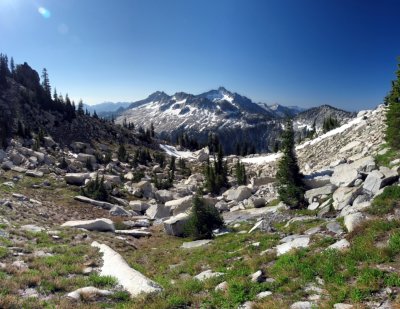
[{"left": 184, "top": 192, "right": 224, "bottom": 240}]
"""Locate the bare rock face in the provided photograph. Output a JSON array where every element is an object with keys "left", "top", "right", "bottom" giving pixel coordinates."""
[
  {"left": 276, "top": 235, "right": 310, "bottom": 256},
  {"left": 332, "top": 186, "right": 362, "bottom": 211},
  {"left": 61, "top": 218, "right": 115, "bottom": 232},
  {"left": 363, "top": 167, "right": 399, "bottom": 196},
  {"left": 223, "top": 186, "right": 252, "bottom": 202},
  {"left": 305, "top": 184, "right": 337, "bottom": 204},
  {"left": 344, "top": 212, "right": 367, "bottom": 232},
  {"left": 163, "top": 213, "right": 190, "bottom": 236},
  {"left": 77, "top": 153, "right": 96, "bottom": 164},
  {"left": 145, "top": 204, "right": 170, "bottom": 219},
  {"left": 165, "top": 195, "right": 194, "bottom": 216},
  {"left": 65, "top": 173, "right": 90, "bottom": 186},
  {"left": 67, "top": 286, "right": 113, "bottom": 301},
  {"left": 91, "top": 241, "right": 163, "bottom": 297}
]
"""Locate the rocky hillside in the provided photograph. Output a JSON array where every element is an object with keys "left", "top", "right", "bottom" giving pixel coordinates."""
[
  {"left": 0, "top": 62, "right": 150, "bottom": 148},
  {"left": 0, "top": 100, "right": 400, "bottom": 308},
  {"left": 293, "top": 104, "right": 355, "bottom": 132}
]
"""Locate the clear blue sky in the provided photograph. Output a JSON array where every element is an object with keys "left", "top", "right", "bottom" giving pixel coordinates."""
[{"left": 1, "top": 0, "right": 400, "bottom": 110}]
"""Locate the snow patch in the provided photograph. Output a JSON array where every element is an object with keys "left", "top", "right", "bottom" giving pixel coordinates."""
[{"left": 160, "top": 144, "right": 195, "bottom": 159}]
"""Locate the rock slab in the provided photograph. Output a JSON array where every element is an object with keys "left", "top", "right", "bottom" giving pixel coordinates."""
[{"left": 91, "top": 241, "right": 162, "bottom": 297}]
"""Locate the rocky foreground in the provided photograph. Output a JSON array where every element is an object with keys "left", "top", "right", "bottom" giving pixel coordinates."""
[{"left": 0, "top": 104, "right": 400, "bottom": 308}]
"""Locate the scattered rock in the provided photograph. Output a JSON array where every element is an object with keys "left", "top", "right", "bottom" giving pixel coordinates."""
[
  {"left": 332, "top": 186, "right": 362, "bottom": 210},
  {"left": 333, "top": 304, "right": 354, "bottom": 309},
  {"left": 145, "top": 204, "right": 170, "bottom": 219},
  {"left": 61, "top": 218, "right": 115, "bottom": 232},
  {"left": 256, "top": 291, "right": 273, "bottom": 299},
  {"left": 163, "top": 213, "right": 190, "bottom": 236},
  {"left": 109, "top": 205, "right": 130, "bottom": 216},
  {"left": 129, "top": 201, "right": 150, "bottom": 213},
  {"left": 21, "top": 224, "right": 44, "bottom": 233},
  {"left": 25, "top": 170, "right": 44, "bottom": 178},
  {"left": 115, "top": 229, "right": 151, "bottom": 237},
  {"left": 276, "top": 235, "right": 310, "bottom": 256},
  {"left": 344, "top": 212, "right": 366, "bottom": 232},
  {"left": 327, "top": 239, "right": 350, "bottom": 251},
  {"left": 290, "top": 301, "right": 314, "bottom": 309},
  {"left": 67, "top": 286, "right": 113, "bottom": 300},
  {"left": 250, "top": 270, "right": 265, "bottom": 283},
  {"left": 165, "top": 195, "right": 194, "bottom": 216},
  {"left": 74, "top": 195, "right": 115, "bottom": 210},
  {"left": 194, "top": 269, "right": 224, "bottom": 281},
  {"left": 363, "top": 168, "right": 399, "bottom": 195},
  {"left": 181, "top": 239, "right": 212, "bottom": 249},
  {"left": 65, "top": 173, "right": 90, "bottom": 186},
  {"left": 223, "top": 186, "right": 252, "bottom": 202},
  {"left": 92, "top": 241, "right": 162, "bottom": 297},
  {"left": 326, "top": 221, "right": 343, "bottom": 235},
  {"left": 215, "top": 281, "right": 228, "bottom": 292},
  {"left": 154, "top": 190, "right": 175, "bottom": 203},
  {"left": 305, "top": 184, "right": 337, "bottom": 204}
]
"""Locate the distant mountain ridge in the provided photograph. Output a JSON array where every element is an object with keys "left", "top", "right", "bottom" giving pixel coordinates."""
[
  {"left": 84, "top": 102, "right": 132, "bottom": 114},
  {"left": 115, "top": 87, "right": 354, "bottom": 153}
]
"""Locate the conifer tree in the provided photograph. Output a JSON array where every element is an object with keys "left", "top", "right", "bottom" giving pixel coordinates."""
[
  {"left": 117, "top": 143, "right": 128, "bottom": 162},
  {"left": 41, "top": 68, "right": 51, "bottom": 99},
  {"left": 385, "top": 58, "right": 400, "bottom": 150},
  {"left": 235, "top": 160, "right": 247, "bottom": 185},
  {"left": 77, "top": 99, "right": 85, "bottom": 115},
  {"left": 276, "top": 119, "right": 305, "bottom": 208},
  {"left": 10, "top": 57, "right": 15, "bottom": 76},
  {"left": 184, "top": 192, "right": 224, "bottom": 239},
  {"left": 150, "top": 122, "right": 155, "bottom": 138}
]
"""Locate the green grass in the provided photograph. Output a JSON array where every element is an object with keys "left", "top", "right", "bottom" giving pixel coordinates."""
[
  {"left": 0, "top": 246, "right": 8, "bottom": 258},
  {"left": 367, "top": 185, "right": 400, "bottom": 215},
  {"left": 267, "top": 199, "right": 280, "bottom": 207},
  {"left": 88, "top": 274, "right": 118, "bottom": 288},
  {"left": 375, "top": 146, "right": 400, "bottom": 167}
]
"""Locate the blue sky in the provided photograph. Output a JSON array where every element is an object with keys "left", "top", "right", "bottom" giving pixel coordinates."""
[{"left": 1, "top": 0, "right": 400, "bottom": 110}]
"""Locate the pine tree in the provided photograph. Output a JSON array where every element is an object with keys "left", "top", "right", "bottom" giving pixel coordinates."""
[
  {"left": 117, "top": 143, "right": 128, "bottom": 162},
  {"left": 184, "top": 192, "right": 224, "bottom": 239},
  {"left": 322, "top": 116, "right": 340, "bottom": 133},
  {"left": 10, "top": 57, "right": 15, "bottom": 76},
  {"left": 41, "top": 68, "right": 51, "bottom": 99},
  {"left": 150, "top": 122, "right": 155, "bottom": 138},
  {"left": 77, "top": 99, "right": 85, "bottom": 115},
  {"left": 235, "top": 161, "right": 247, "bottom": 185},
  {"left": 276, "top": 119, "right": 305, "bottom": 209},
  {"left": 386, "top": 58, "right": 400, "bottom": 150}
]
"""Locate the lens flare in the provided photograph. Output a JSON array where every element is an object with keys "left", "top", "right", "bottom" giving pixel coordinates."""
[{"left": 38, "top": 7, "right": 51, "bottom": 18}]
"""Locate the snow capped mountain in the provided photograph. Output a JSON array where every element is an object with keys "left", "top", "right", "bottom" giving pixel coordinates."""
[
  {"left": 116, "top": 88, "right": 354, "bottom": 154},
  {"left": 117, "top": 88, "right": 278, "bottom": 153}
]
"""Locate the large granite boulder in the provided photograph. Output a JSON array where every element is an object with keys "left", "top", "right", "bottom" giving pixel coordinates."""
[
  {"left": 332, "top": 186, "right": 362, "bottom": 210},
  {"left": 154, "top": 190, "right": 175, "bottom": 203},
  {"left": 145, "top": 204, "right": 170, "bottom": 219},
  {"left": 65, "top": 173, "right": 90, "bottom": 186},
  {"left": 163, "top": 213, "right": 190, "bottom": 236},
  {"left": 61, "top": 218, "right": 115, "bottom": 232},
  {"left": 304, "top": 184, "right": 337, "bottom": 204},
  {"left": 91, "top": 241, "right": 162, "bottom": 297},
  {"left": 344, "top": 212, "right": 366, "bottom": 232},
  {"left": 165, "top": 195, "right": 194, "bottom": 216},
  {"left": 223, "top": 186, "right": 252, "bottom": 202},
  {"left": 363, "top": 167, "right": 399, "bottom": 196}
]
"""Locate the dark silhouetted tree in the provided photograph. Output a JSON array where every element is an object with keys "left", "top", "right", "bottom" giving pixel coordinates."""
[{"left": 386, "top": 58, "right": 400, "bottom": 150}]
